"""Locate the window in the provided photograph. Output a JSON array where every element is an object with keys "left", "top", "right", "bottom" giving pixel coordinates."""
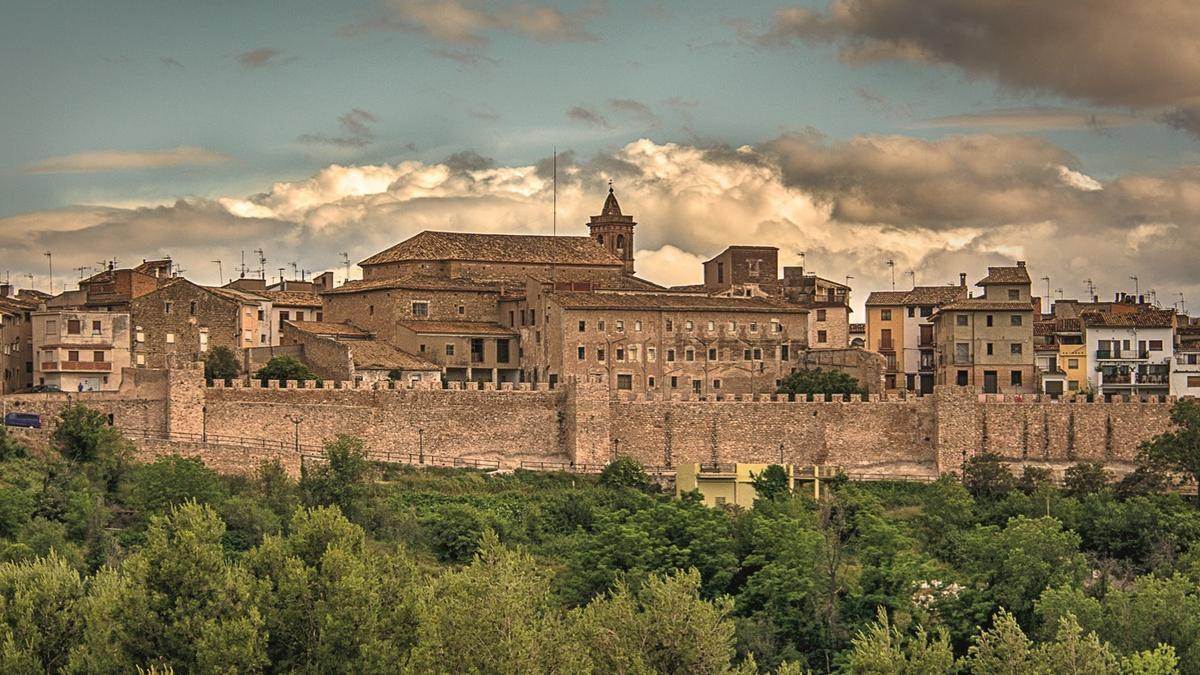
[
  {"left": 457, "top": 305, "right": 465, "bottom": 315},
  {"left": 635, "top": 320, "right": 642, "bottom": 331},
  {"left": 67, "top": 319, "right": 81, "bottom": 334},
  {"left": 665, "top": 319, "right": 674, "bottom": 331},
  {"left": 773, "top": 321, "right": 782, "bottom": 333},
  {"left": 316, "top": 311, "right": 323, "bottom": 322},
  {"left": 579, "top": 320, "right": 586, "bottom": 332},
  {"left": 816, "top": 309, "right": 826, "bottom": 322},
  {"left": 67, "top": 350, "right": 79, "bottom": 362},
  {"left": 412, "top": 301, "right": 429, "bottom": 317},
  {"left": 747, "top": 259, "right": 761, "bottom": 277},
  {"left": 616, "top": 320, "right": 624, "bottom": 332},
  {"left": 419, "top": 344, "right": 427, "bottom": 353},
  {"left": 707, "top": 320, "right": 715, "bottom": 331},
  {"left": 670, "top": 376, "right": 678, "bottom": 388},
  {"left": 597, "top": 348, "right": 605, "bottom": 361},
  {"left": 136, "top": 329, "right": 145, "bottom": 343},
  {"left": 598, "top": 320, "right": 605, "bottom": 331},
  {"left": 729, "top": 321, "right": 737, "bottom": 331},
  {"left": 685, "top": 348, "right": 695, "bottom": 362},
  {"left": 955, "top": 343, "right": 970, "bottom": 362},
  {"left": 578, "top": 346, "right": 586, "bottom": 360},
  {"left": 92, "top": 320, "right": 102, "bottom": 335},
  {"left": 496, "top": 339, "right": 510, "bottom": 363},
  {"left": 629, "top": 345, "right": 639, "bottom": 361},
  {"left": 744, "top": 349, "right": 752, "bottom": 360},
  {"left": 666, "top": 349, "right": 676, "bottom": 362},
  {"left": 1068, "top": 380, "right": 1080, "bottom": 391},
  {"left": 297, "top": 311, "right": 305, "bottom": 321},
  {"left": 716, "top": 261, "right": 725, "bottom": 284},
  {"left": 279, "top": 311, "right": 289, "bottom": 329},
  {"left": 956, "top": 370, "right": 968, "bottom": 385},
  {"left": 880, "top": 309, "right": 892, "bottom": 321},
  {"left": 92, "top": 350, "right": 105, "bottom": 363},
  {"left": 166, "top": 333, "right": 175, "bottom": 344},
  {"left": 1008, "top": 289, "right": 1020, "bottom": 300},
  {"left": 46, "top": 319, "right": 56, "bottom": 334},
  {"left": 1068, "top": 358, "right": 1079, "bottom": 369},
  {"left": 956, "top": 314, "right": 969, "bottom": 326},
  {"left": 1188, "top": 376, "right": 1200, "bottom": 387},
  {"left": 1010, "top": 314, "right": 1023, "bottom": 326},
  {"left": 647, "top": 376, "right": 656, "bottom": 388},
  {"left": 920, "top": 306, "right": 933, "bottom": 317},
  {"left": 617, "top": 374, "right": 633, "bottom": 390},
  {"left": 986, "top": 315, "right": 994, "bottom": 327},
  {"left": 986, "top": 343, "right": 994, "bottom": 355},
  {"left": 780, "top": 344, "right": 790, "bottom": 361},
  {"left": 369, "top": 305, "right": 374, "bottom": 316},
  {"left": 647, "top": 347, "right": 656, "bottom": 362},
  {"left": 817, "top": 330, "right": 827, "bottom": 343},
  {"left": 258, "top": 309, "right": 265, "bottom": 321},
  {"left": 685, "top": 320, "right": 694, "bottom": 331},
  {"left": 189, "top": 301, "right": 197, "bottom": 315},
  {"left": 164, "top": 301, "right": 173, "bottom": 314},
  {"left": 445, "top": 344, "right": 455, "bottom": 356},
  {"left": 753, "top": 348, "right": 762, "bottom": 360},
  {"left": 750, "top": 321, "right": 759, "bottom": 332},
  {"left": 708, "top": 348, "right": 717, "bottom": 361},
  {"left": 1149, "top": 340, "right": 1164, "bottom": 351},
  {"left": 1011, "top": 370, "right": 1023, "bottom": 386},
  {"left": 616, "top": 348, "right": 625, "bottom": 361},
  {"left": 1010, "top": 343, "right": 1023, "bottom": 355},
  {"left": 712, "top": 379, "right": 722, "bottom": 390},
  {"left": 530, "top": 310, "right": 536, "bottom": 324}
]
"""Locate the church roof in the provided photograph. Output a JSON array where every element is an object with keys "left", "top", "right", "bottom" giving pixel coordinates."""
[
  {"left": 601, "top": 185, "right": 622, "bottom": 216},
  {"left": 359, "top": 231, "right": 623, "bottom": 268}
]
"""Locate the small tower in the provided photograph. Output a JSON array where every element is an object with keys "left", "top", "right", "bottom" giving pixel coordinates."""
[{"left": 588, "top": 182, "right": 636, "bottom": 275}]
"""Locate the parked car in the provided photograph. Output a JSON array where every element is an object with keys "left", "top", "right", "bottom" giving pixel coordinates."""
[
  {"left": 18, "top": 384, "right": 62, "bottom": 393},
  {"left": 3, "top": 412, "right": 42, "bottom": 429}
]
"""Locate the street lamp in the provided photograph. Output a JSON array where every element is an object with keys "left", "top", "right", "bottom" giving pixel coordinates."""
[
  {"left": 418, "top": 427, "right": 424, "bottom": 464},
  {"left": 202, "top": 405, "right": 208, "bottom": 443},
  {"left": 286, "top": 414, "right": 304, "bottom": 453}
]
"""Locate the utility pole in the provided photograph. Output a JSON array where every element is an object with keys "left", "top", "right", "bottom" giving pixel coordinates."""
[
  {"left": 340, "top": 252, "right": 350, "bottom": 284},
  {"left": 1041, "top": 276, "right": 1051, "bottom": 302},
  {"left": 1084, "top": 278, "right": 1097, "bottom": 301},
  {"left": 43, "top": 251, "right": 53, "bottom": 294},
  {"left": 886, "top": 259, "right": 895, "bottom": 291},
  {"left": 1130, "top": 275, "right": 1140, "bottom": 301},
  {"left": 906, "top": 269, "right": 915, "bottom": 288}
]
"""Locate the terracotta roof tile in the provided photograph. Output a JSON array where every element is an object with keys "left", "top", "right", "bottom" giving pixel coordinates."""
[
  {"left": 397, "top": 321, "right": 518, "bottom": 336},
  {"left": 359, "top": 231, "right": 623, "bottom": 267},
  {"left": 349, "top": 341, "right": 440, "bottom": 371},
  {"left": 865, "top": 291, "right": 909, "bottom": 306},
  {"left": 322, "top": 275, "right": 504, "bottom": 296},
  {"left": 976, "top": 265, "right": 1032, "bottom": 286},
  {"left": 936, "top": 299, "right": 1036, "bottom": 312},
  {"left": 286, "top": 321, "right": 369, "bottom": 337},
  {"left": 903, "top": 286, "right": 969, "bottom": 305},
  {"left": 1081, "top": 309, "right": 1175, "bottom": 328},
  {"left": 262, "top": 290, "right": 322, "bottom": 308}
]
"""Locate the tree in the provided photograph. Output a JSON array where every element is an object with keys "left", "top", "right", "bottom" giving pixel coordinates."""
[
  {"left": 964, "top": 609, "right": 1034, "bottom": 675},
  {"left": 0, "top": 425, "right": 27, "bottom": 461},
  {"left": 52, "top": 404, "right": 125, "bottom": 464},
  {"left": 777, "top": 368, "right": 865, "bottom": 398},
  {"left": 963, "top": 452, "right": 1016, "bottom": 501},
  {"left": 202, "top": 346, "right": 240, "bottom": 382},
  {"left": 123, "top": 455, "right": 226, "bottom": 517},
  {"left": 599, "top": 456, "right": 650, "bottom": 491},
  {"left": 253, "top": 355, "right": 316, "bottom": 384},
  {"left": 1016, "top": 466, "right": 1054, "bottom": 494},
  {"left": 0, "top": 553, "right": 86, "bottom": 672},
  {"left": 299, "top": 435, "right": 371, "bottom": 521},
  {"left": 1063, "top": 462, "right": 1110, "bottom": 497},
  {"left": 1138, "top": 399, "right": 1200, "bottom": 493},
  {"left": 751, "top": 465, "right": 791, "bottom": 502},
  {"left": 843, "top": 607, "right": 954, "bottom": 674}
]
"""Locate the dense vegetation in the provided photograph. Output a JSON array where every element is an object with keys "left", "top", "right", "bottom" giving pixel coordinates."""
[{"left": 0, "top": 401, "right": 1199, "bottom": 673}]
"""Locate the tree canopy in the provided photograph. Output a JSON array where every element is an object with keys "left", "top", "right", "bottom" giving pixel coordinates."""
[{"left": 777, "top": 368, "right": 866, "bottom": 398}]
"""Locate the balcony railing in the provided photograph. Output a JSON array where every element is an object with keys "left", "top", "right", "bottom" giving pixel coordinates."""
[
  {"left": 42, "top": 360, "right": 112, "bottom": 372},
  {"left": 1096, "top": 350, "right": 1149, "bottom": 360},
  {"left": 1139, "top": 373, "right": 1170, "bottom": 384},
  {"left": 1103, "top": 372, "right": 1132, "bottom": 384},
  {"left": 878, "top": 339, "right": 894, "bottom": 351}
]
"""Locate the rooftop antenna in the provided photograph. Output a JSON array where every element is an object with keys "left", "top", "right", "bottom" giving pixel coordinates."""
[
  {"left": 74, "top": 265, "right": 90, "bottom": 279},
  {"left": 1180, "top": 292, "right": 1187, "bottom": 315},
  {"left": 1149, "top": 289, "right": 1158, "bottom": 307},
  {"left": 254, "top": 248, "right": 267, "bottom": 280},
  {"left": 43, "top": 251, "right": 53, "bottom": 294},
  {"left": 289, "top": 261, "right": 299, "bottom": 279},
  {"left": 236, "top": 251, "right": 249, "bottom": 279},
  {"left": 1041, "top": 275, "right": 1051, "bottom": 301},
  {"left": 844, "top": 275, "right": 854, "bottom": 287},
  {"left": 1130, "top": 275, "right": 1140, "bottom": 301},
  {"left": 907, "top": 269, "right": 916, "bottom": 288},
  {"left": 340, "top": 252, "right": 350, "bottom": 283},
  {"left": 25, "top": 273, "right": 34, "bottom": 288},
  {"left": 1055, "top": 288, "right": 1064, "bottom": 299},
  {"left": 885, "top": 259, "right": 895, "bottom": 291},
  {"left": 1084, "top": 278, "right": 1096, "bottom": 301},
  {"left": 277, "top": 267, "right": 285, "bottom": 284},
  {"left": 212, "top": 260, "right": 223, "bottom": 285}
]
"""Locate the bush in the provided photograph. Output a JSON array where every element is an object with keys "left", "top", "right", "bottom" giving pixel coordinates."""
[
  {"left": 750, "top": 465, "right": 790, "bottom": 501},
  {"left": 963, "top": 452, "right": 1016, "bottom": 501},
  {"left": 254, "top": 355, "right": 317, "bottom": 384},
  {"left": 599, "top": 456, "right": 650, "bottom": 491},
  {"left": 124, "top": 455, "right": 226, "bottom": 517},
  {"left": 52, "top": 404, "right": 124, "bottom": 464},
  {"left": 204, "top": 346, "right": 241, "bottom": 381},
  {"left": 777, "top": 368, "right": 866, "bottom": 398},
  {"left": 1063, "top": 462, "right": 1110, "bottom": 497}
]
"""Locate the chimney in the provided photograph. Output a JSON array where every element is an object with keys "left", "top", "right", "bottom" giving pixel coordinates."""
[
  {"left": 959, "top": 272, "right": 967, "bottom": 287},
  {"left": 0, "top": 283, "right": 10, "bottom": 298},
  {"left": 1017, "top": 260, "right": 1026, "bottom": 267}
]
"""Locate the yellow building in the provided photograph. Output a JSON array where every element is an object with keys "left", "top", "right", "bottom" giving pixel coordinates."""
[
  {"left": 676, "top": 463, "right": 796, "bottom": 507},
  {"left": 1059, "top": 343, "right": 1088, "bottom": 396}
]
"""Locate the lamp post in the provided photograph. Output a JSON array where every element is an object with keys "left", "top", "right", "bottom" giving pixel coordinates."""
[
  {"left": 201, "top": 404, "right": 207, "bottom": 443},
  {"left": 418, "top": 427, "right": 424, "bottom": 464},
  {"left": 286, "top": 414, "right": 304, "bottom": 453}
]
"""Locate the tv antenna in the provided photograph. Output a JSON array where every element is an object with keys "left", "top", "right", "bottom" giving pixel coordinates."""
[
  {"left": 1179, "top": 292, "right": 1187, "bottom": 315},
  {"left": 288, "top": 262, "right": 299, "bottom": 279},
  {"left": 1084, "top": 278, "right": 1097, "bottom": 300},
  {"left": 74, "top": 265, "right": 90, "bottom": 279},
  {"left": 340, "top": 252, "right": 350, "bottom": 283},
  {"left": 907, "top": 269, "right": 916, "bottom": 287},
  {"left": 1041, "top": 275, "right": 1050, "bottom": 301},
  {"left": 254, "top": 248, "right": 267, "bottom": 279},
  {"left": 236, "top": 251, "right": 250, "bottom": 279},
  {"left": 885, "top": 259, "right": 895, "bottom": 291}
]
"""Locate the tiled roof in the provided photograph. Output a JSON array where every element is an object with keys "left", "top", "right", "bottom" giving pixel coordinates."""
[
  {"left": 262, "top": 290, "right": 322, "bottom": 308},
  {"left": 359, "top": 231, "right": 623, "bottom": 267},
  {"left": 286, "top": 321, "right": 369, "bottom": 337},
  {"left": 936, "top": 300, "right": 1036, "bottom": 312},
  {"left": 1081, "top": 309, "right": 1175, "bottom": 328},
  {"left": 865, "top": 291, "right": 909, "bottom": 306},
  {"left": 207, "top": 286, "right": 266, "bottom": 304},
  {"left": 0, "top": 296, "right": 37, "bottom": 312},
  {"left": 322, "top": 275, "right": 503, "bottom": 296},
  {"left": 1034, "top": 321, "right": 1056, "bottom": 336},
  {"left": 1055, "top": 318, "right": 1082, "bottom": 333},
  {"left": 349, "top": 341, "right": 439, "bottom": 371},
  {"left": 904, "top": 286, "right": 969, "bottom": 305},
  {"left": 547, "top": 291, "right": 804, "bottom": 313},
  {"left": 397, "top": 321, "right": 518, "bottom": 336},
  {"left": 976, "top": 265, "right": 1031, "bottom": 286},
  {"left": 669, "top": 283, "right": 708, "bottom": 292}
]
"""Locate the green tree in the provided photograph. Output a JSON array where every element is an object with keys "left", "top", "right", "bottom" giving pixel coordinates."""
[
  {"left": 1017, "top": 466, "right": 1054, "bottom": 494},
  {"left": 1063, "top": 462, "right": 1110, "bottom": 497},
  {"left": 253, "top": 355, "right": 317, "bottom": 385},
  {"left": 1138, "top": 399, "right": 1200, "bottom": 492},
  {"left": 52, "top": 404, "right": 125, "bottom": 464},
  {"left": 1121, "top": 644, "right": 1180, "bottom": 675},
  {"left": 202, "top": 346, "right": 240, "bottom": 382},
  {"left": 843, "top": 607, "right": 954, "bottom": 674},
  {"left": 1037, "top": 614, "right": 1120, "bottom": 674},
  {"left": 299, "top": 435, "right": 370, "bottom": 521},
  {"left": 599, "top": 456, "right": 651, "bottom": 491},
  {"left": 1033, "top": 584, "right": 1103, "bottom": 642},
  {"left": 963, "top": 452, "right": 1016, "bottom": 502},
  {"left": 0, "top": 425, "right": 27, "bottom": 461},
  {"left": 912, "top": 476, "right": 975, "bottom": 557},
  {"left": 964, "top": 609, "right": 1034, "bottom": 675},
  {"left": 751, "top": 465, "right": 791, "bottom": 502},
  {"left": 123, "top": 455, "right": 226, "bottom": 517},
  {"left": 777, "top": 368, "right": 865, "bottom": 398},
  {"left": 0, "top": 553, "right": 86, "bottom": 672}
]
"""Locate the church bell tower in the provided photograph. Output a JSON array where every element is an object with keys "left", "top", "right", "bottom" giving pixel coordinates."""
[{"left": 587, "top": 182, "right": 636, "bottom": 275}]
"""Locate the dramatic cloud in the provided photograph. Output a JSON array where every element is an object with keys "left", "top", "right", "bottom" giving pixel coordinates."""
[
  {"left": 6, "top": 137, "right": 1200, "bottom": 314},
  {"left": 748, "top": 0, "right": 1200, "bottom": 134},
  {"left": 566, "top": 105, "right": 610, "bottom": 129},
  {"left": 345, "top": 0, "right": 601, "bottom": 45},
  {"left": 297, "top": 108, "right": 379, "bottom": 148},
  {"left": 236, "top": 48, "right": 295, "bottom": 69},
  {"left": 24, "top": 147, "right": 231, "bottom": 174}
]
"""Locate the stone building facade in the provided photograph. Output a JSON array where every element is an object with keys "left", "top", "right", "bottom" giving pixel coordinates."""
[
  {"left": 0, "top": 290, "right": 36, "bottom": 393},
  {"left": 31, "top": 308, "right": 131, "bottom": 391},
  {"left": 280, "top": 320, "right": 440, "bottom": 385},
  {"left": 130, "top": 279, "right": 260, "bottom": 369}
]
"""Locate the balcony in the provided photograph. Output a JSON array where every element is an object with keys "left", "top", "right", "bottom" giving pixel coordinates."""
[
  {"left": 1096, "top": 350, "right": 1149, "bottom": 360},
  {"left": 1103, "top": 372, "right": 1132, "bottom": 384},
  {"left": 42, "top": 360, "right": 112, "bottom": 372},
  {"left": 1139, "top": 373, "right": 1169, "bottom": 385},
  {"left": 877, "top": 339, "right": 895, "bottom": 351}
]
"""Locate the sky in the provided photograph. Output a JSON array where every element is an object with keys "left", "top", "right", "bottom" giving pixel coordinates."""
[{"left": 2, "top": 0, "right": 1200, "bottom": 315}]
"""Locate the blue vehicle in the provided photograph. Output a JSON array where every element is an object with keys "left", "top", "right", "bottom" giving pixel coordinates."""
[{"left": 3, "top": 412, "right": 42, "bottom": 429}]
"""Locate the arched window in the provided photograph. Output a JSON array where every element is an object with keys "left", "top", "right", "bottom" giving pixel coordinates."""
[
  {"left": 597, "top": 234, "right": 604, "bottom": 245},
  {"left": 616, "top": 234, "right": 625, "bottom": 252}
]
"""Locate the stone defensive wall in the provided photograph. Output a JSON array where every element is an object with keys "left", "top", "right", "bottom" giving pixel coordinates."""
[{"left": 1, "top": 365, "right": 1181, "bottom": 479}]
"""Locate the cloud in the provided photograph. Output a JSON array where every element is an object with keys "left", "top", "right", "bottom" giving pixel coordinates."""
[
  {"left": 608, "top": 98, "right": 659, "bottom": 128},
  {"left": 25, "top": 147, "right": 231, "bottom": 174},
  {"left": 7, "top": 136, "right": 1200, "bottom": 316},
  {"left": 915, "top": 107, "right": 1151, "bottom": 132},
  {"left": 158, "top": 57, "right": 185, "bottom": 69},
  {"left": 297, "top": 108, "right": 379, "bottom": 148},
  {"left": 567, "top": 105, "right": 610, "bottom": 128},
  {"left": 430, "top": 48, "right": 498, "bottom": 67},
  {"left": 747, "top": 0, "right": 1200, "bottom": 135},
  {"left": 345, "top": 0, "right": 600, "bottom": 45},
  {"left": 236, "top": 48, "right": 294, "bottom": 69}
]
